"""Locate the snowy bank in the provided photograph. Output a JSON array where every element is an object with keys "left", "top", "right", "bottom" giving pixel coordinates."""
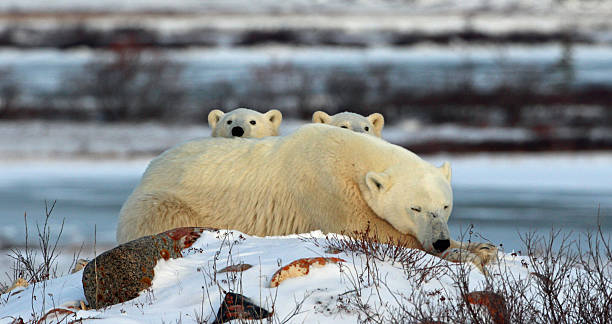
[{"left": 2, "top": 229, "right": 609, "bottom": 323}]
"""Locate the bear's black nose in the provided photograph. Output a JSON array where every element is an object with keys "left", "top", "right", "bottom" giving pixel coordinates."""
[
  {"left": 231, "top": 126, "right": 244, "bottom": 137},
  {"left": 433, "top": 239, "right": 450, "bottom": 253}
]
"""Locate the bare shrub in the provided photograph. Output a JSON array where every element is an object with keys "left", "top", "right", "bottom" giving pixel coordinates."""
[
  {"left": 199, "top": 80, "right": 236, "bottom": 120},
  {"left": 246, "top": 62, "right": 315, "bottom": 118},
  {"left": 3, "top": 201, "right": 85, "bottom": 322},
  {"left": 325, "top": 69, "right": 368, "bottom": 111},
  {"left": 302, "top": 220, "right": 611, "bottom": 324},
  {"left": 0, "top": 68, "right": 20, "bottom": 119},
  {"left": 8, "top": 201, "right": 64, "bottom": 284},
  {"left": 67, "top": 45, "right": 185, "bottom": 122}
]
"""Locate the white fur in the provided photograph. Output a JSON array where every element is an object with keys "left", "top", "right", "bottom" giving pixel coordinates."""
[
  {"left": 208, "top": 108, "right": 282, "bottom": 138},
  {"left": 117, "top": 124, "right": 454, "bottom": 255},
  {"left": 312, "top": 111, "right": 384, "bottom": 137}
]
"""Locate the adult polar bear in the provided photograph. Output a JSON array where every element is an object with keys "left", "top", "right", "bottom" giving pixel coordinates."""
[{"left": 117, "top": 124, "right": 496, "bottom": 262}]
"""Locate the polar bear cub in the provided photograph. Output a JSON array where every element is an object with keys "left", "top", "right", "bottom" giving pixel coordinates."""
[
  {"left": 312, "top": 111, "right": 384, "bottom": 137},
  {"left": 208, "top": 108, "right": 282, "bottom": 138}
]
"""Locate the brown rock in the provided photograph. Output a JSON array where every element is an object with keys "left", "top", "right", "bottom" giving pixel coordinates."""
[
  {"left": 466, "top": 291, "right": 509, "bottom": 324},
  {"left": 82, "top": 227, "right": 212, "bottom": 309},
  {"left": 269, "top": 257, "right": 345, "bottom": 288}
]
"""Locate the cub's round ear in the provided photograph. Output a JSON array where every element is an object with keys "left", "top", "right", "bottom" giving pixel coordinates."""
[
  {"left": 312, "top": 111, "right": 331, "bottom": 124},
  {"left": 208, "top": 109, "right": 225, "bottom": 129},
  {"left": 365, "top": 171, "right": 391, "bottom": 195},
  {"left": 367, "top": 113, "right": 385, "bottom": 137},
  {"left": 439, "top": 161, "right": 452, "bottom": 182},
  {"left": 264, "top": 109, "right": 283, "bottom": 132}
]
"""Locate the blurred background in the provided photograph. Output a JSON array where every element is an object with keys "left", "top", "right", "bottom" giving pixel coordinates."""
[{"left": 0, "top": 0, "right": 611, "bottom": 255}]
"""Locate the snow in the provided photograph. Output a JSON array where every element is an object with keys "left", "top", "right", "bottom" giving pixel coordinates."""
[
  {"left": 434, "top": 152, "right": 612, "bottom": 191},
  {"left": 2, "top": 152, "right": 610, "bottom": 192},
  {"left": 0, "top": 230, "right": 535, "bottom": 323},
  {"left": 0, "top": 121, "right": 209, "bottom": 159},
  {"left": 0, "top": 0, "right": 611, "bottom": 15},
  {"left": 2, "top": 119, "right": 611, "bottom": 160},
  {"left": 3, "top": 45, "right": 612, "bottom": 98}
]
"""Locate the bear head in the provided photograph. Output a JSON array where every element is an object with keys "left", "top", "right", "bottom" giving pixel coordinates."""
[
  {"left": 312, "top": 111, "right": 384, "bottom": 137},
  {"left": 359, "top": 161, "right": 453, "bottom": 253},
  {"left": 208, "top": 108, "right": 282, "bottom": 138}
]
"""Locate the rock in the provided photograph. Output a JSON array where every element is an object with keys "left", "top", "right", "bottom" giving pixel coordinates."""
[
  {"left": 82, "top": 227, "right": 211, "bottom": 309},
  {"left": 466, "top": 291, "right": 509, "bottom": 324},
  {"left": 217, "top": 264, "right": 253, "bottom": 273},
  {"left": 269, "top": 257, "right": 345, "bottom": 288},
  {"left": 213, "top": 292, "right": 273, "bottom": 324}
]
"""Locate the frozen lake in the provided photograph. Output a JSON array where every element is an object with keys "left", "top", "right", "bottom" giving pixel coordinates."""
[{"left": 0, "top": 153, "right": 610, "bottom": 252}]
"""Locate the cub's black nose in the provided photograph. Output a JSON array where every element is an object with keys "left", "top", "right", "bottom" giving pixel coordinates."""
[
  {"left": 231, "top": 126, "right": 244, "bottom": 137},
  {"left": 433, "top": 239, "right": 450, "bottom": 253}
]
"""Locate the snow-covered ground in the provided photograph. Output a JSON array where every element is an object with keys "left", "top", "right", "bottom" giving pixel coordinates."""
[
  {"left": 0, "top": 229, "right": 567, "bottom": 323},
  {"left": 2, "top": 120, "right": 612, "bottom": 159},
  {"left": 3, "top": 45, "right": 612, "bottom": 97},
  {"left": 2, "top": 0, "right": 612, "bottom": 46},
  {"left": 1, "top": 0, "right": 612, "bottom": 15}
]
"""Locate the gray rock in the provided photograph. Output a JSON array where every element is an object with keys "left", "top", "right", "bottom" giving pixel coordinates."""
[{"left": 82, "top": 227, "right": 214, "bottom": 309}]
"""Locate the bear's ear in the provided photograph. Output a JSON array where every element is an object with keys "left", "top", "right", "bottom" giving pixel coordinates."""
[
  {"left": 265, "top": 109, "right": 283, "bottom": 131},
  {"left": 312, "top": 111, "right": 331, "bottom": 124},
  {"left": 365, "top": 171, "right": 391, "bottom": 195},
  {"left": 367, "top": 113, "right": 385, "bottom": 137},
  {"left": 208, "top": 109, "right": 224, "bottom": 128},
  {"left": 438, "top": 161, "right": 452, "bottom": 182}
]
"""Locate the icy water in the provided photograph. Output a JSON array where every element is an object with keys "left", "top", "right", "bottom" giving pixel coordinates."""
[{"left": 0, "top": 155, "right": 610, "bottom": 252}]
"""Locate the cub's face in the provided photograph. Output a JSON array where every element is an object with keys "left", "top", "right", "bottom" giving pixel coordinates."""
[
  {"left": 208, "top": 108, "right": 282, "bottom": 138},
  {"left": 312, "top": 111, "right": 384, "bottom": 137},
  {"left": 361, "top": 162, "right": 453, "bottom": 253}
]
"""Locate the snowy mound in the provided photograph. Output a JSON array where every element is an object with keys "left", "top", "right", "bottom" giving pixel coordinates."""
[{"left": 0, "top": 230, "right": 602, "bottom": 323}]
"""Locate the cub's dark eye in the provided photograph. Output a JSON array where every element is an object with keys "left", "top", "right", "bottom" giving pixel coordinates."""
[
  {"left": 250, "top": 120, "right": 256, "bottom": 125},
  {"left": 444, "top": 205, "right": 449, "bottom": 210},
  {"left": 341, "top": 126, "right": 348, "bottom": 129},
  {"left": 411, "top": 207, "right": 421, "bottom": 212},
  {"left": 364, "top": 126, "right": 369, "bottom": 131},
  {"left": 227, "top": 120, "right": 232, "bottom": 125}
]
